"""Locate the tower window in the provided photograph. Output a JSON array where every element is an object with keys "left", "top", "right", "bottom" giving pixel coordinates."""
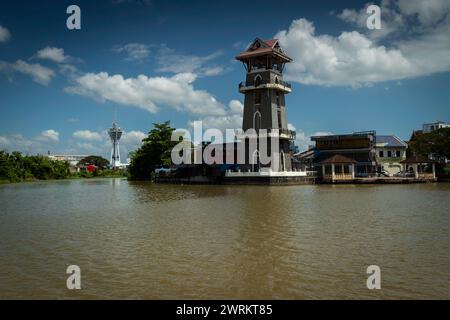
[
  {"left": 276, "top": 92, "right": 280, "bottom": 106},
  {"left": 255, "top": 93, "right": 261, "bottom": 105},
  {"left": 254, "top": 75, "right": 262, "bottom": 87},
  {"left": 277, "top": 110, "right": 282, "bottom": 128}
]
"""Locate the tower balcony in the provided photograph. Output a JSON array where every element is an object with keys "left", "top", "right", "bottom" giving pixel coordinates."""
[
  {"left": 276, "top": 128, "right": 296, "bottom": 140},
  {"left": 239, "top": 79, "right": 292, "bottom": 93},
  {"left": 238, "top": 129, "right": 296, "bottom": 140}
]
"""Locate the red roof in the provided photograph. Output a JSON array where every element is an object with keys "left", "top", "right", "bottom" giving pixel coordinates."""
[
  {"left": 320, "top": 154, "right": 357, "bottom": 164},
  {"left": 263, "top": 39, "right": 277, "bottom": 47},
  {"left": 235, "top": 38, "right": 292, "bottom": 62}
]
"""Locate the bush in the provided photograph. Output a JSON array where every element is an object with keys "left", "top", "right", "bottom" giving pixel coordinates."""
[{"left": 0, "top": 150, "right": 71, "bottom": 182}]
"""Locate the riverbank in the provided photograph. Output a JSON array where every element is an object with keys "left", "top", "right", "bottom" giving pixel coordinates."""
[
  {"left": 155, "top": 175, "right": 446, "bottom": 185},
  {"left": 0, "top": 173, "right": 127, "bottom": 185}
]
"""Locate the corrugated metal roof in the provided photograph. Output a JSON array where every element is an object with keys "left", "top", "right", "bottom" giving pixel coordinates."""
[{"left": 375, "top": 135, "right": 408, "bottom": 147}]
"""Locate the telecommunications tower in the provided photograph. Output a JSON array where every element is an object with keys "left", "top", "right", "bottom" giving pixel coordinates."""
[{"left": 108, "top": 122, "right": 122, "bottom": 168}]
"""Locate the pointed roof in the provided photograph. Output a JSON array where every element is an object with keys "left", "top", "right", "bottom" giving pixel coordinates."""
[
  {"left": 235, "top": 38, "right": 292, "bottom": 62},
  {"left": 375, "top": 135, "right": 408, "bottom": 147}
]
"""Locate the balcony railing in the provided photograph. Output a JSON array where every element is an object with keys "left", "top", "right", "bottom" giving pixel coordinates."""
[
  {"left": 239, "top": 79, "right": 292, "bottom": 90},
  {"left": 253, "top": 128, "right": 296, "bottom": 139}
]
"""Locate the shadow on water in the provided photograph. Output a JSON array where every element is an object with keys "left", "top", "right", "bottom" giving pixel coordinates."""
[{"left": 127, "top": 181, "right": 236, "bottom": 203}]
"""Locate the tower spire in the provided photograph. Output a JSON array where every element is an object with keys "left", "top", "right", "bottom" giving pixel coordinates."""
[{"left": 108, "top": 119, "right": 122, "bottom": 168}]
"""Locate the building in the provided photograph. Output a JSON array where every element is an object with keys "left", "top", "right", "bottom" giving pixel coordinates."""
[
  {"left": 422, "top": 121, "right": 449, "bottom": 133},
  {"left": 161, "top": 38, "right": 313, "bottom": 184},
  {"left": 374, "top": 135, "right": 408, "bottom": 176},
  {"left": 47, "top": 153, "right": 88, "bottom": 167},
  {"left": 319, "top": 154, "right": 356, "bottom": 182},
  {"left": 308, "top": 132, "right": 410, "bottom": 177},
  {"left": 311, "top": 131, "right": 376, "bottom": 177},
  {"left": 235, "top": 38, "right": 296, "bottom": 172},
  {"left": 400, "top": 155, "right": 437, "bottom": 179}
]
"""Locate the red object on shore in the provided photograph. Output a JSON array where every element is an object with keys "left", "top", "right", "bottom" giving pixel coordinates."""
[{"left": 86, "top": 164, "right": 97, "bottom": 173}]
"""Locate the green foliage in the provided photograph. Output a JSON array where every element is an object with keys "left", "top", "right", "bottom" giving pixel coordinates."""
[
  {"left": 0, "top": 150, "right": 71, "bottom": 182},
  {"left": 409, "top": 128, "right": 450, "bottom": 160},
  {"left": 77, "top": 155, "right": 110, "bottom": 169},
  {"left": 128, "top": 121, "right": 177, "bottom": 180},
  {"left": 71, "top": 169, "right": 127, "bottom": 179}
]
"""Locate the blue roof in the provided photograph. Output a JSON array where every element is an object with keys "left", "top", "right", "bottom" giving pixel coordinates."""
[{"left": 376, "top": 135, "right": 407, "bottom": 147}]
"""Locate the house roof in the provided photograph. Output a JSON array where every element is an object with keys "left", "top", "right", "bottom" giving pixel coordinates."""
[
  {"left": 320, "top": 154, "right": 357, "bottom": 164},
  {"left": 235, "top": 38, "right": 292, "bottom": 62},
  {"left": 311, "top": 133, "right": 374, "bottom": 141},
  {"left": 294, "top": 149, "right": 315, "bottom": 159},
  {"left": 375, "top": 135, "right": 408, "bottom": 148},
  {"left": 399, "top": 155, "right": 437, "bottom": 163}
]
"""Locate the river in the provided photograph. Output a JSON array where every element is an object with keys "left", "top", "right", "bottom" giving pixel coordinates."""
[{"left": 0, "top": 178, "right": 449, "bottom": 299}]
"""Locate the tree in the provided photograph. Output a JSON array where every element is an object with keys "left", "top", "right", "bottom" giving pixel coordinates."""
[
  {"left": 0, "top": 151, "right": 71, "bottom": 182},
  {"left": 409, "top": 128, "right": 450, "bottom": 161},
  {"left": 77, "top": 155, "right": 110, "bottom": 169},
  {"left": 128, "top": 121, "right": 177, "bottom": 180}
]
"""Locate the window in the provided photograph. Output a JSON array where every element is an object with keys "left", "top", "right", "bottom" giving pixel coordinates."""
[
  {"left": 255, "top": 92, "right": 261, "bottom": 105},
  {"left": 253, "top": 111, "right": 261, "bottom": 130},
  {"left": 379, "top": 150, "right": 384, "bottom": 157},
  {"left": 387, "top": 150, "right": 392, "bottom": 158},
  {"left": 277, "top": 110, "right": 282, "bottom": 128},
  {"left": 396, "top": 150, "right": 401, "bottom": 158},
  {"left": 276, "top": 92, "right": 280, "bottom": 106},
  {"left": 254, "top": 75, "right": 262, "bottom": 87}
]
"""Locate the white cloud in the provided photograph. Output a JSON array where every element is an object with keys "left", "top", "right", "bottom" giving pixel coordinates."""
[
  {"left": 276, "top": 19, "right": 414, "bottom": 87},
  {"left": 0, "top": 134, "right": 33, "bottom": 151},
  {"left": 113, "top": 43, "right": 151, "bottom": 62},
  {"left": 155, "top": 46, "right": 225, "bottom": 76},
  {"left": 67, "top": 117, "right": 79, "bottom": 123},
  {"left": 37, "top": 129, "right": 59, "bottom": 142},
  {"left": 0, "top": 126, "right": 147, "bottom": 159},
  {"left": 187, "top": 100, "right": 243, "bottom": 132},
  {"left": 287, "top": 123, "right": 332, "bottom": 152},
  {"left": 122, "top": 130, "right": 146, "bottom": 145},
  {"left": 0, "top": 25, "right": 11, "bottom": 43},
  {"left": 397, "top": 0, "right": 450, "bottom": 26},
  {"left": 0, "top": 130, "right": 59, "bottom": 154},
  {"left": 73, "top": 130, "right": 103, "bottom": 141},
  {"left": 10, "top": 60, "right": 55, "bottom": 85},
  {"left": 35, "top": 47, "right": 69, "bottom": 63},
  {"left": 69, "top": 129, "right": 145, "bottom": 159},
  {"left": 278, "top": 0, "right": 450, "bottom": 87},
  {"left": 65, "top": 71, "right": 226, "bottom": 116}
]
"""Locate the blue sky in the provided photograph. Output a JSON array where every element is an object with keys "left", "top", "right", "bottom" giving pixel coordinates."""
[{"left": 0, "top": 0, "right": 449, "bottom": 159}]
